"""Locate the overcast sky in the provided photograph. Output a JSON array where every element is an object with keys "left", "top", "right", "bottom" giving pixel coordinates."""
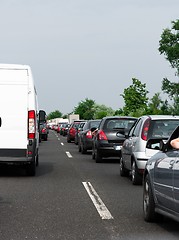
[{"left": 0, "top": 0, "right": 178, "bottom": 115}]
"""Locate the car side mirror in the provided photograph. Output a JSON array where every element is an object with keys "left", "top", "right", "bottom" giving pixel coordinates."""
[{"left": 146, "top": 138, "right": 167, "bottom": 151}]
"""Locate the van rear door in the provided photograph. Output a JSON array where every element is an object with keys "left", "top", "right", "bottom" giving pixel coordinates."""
[{"left": 0, "top": 69, "right": 28, "bottom": 151}]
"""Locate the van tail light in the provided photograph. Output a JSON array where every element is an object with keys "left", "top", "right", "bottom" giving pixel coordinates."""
[
  {"left": 98, "top": 130, "right": 108, "bottom": 140},
  {"left": 86, "top": 130, "right": 92, "bottom": 139},
  {"left": 141, "top": 118, "right": 150, "bottom": 141},
  {"left": 28, "top": 110, "right": 36, "bottom": 139}
]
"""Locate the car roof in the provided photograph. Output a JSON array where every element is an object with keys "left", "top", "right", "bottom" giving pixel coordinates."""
[
  {"left": 140, "top": 115, "right": 179, "bottom": 120},
  {"left": 102, "top": 116, "right": 137, "bottom": 120}
]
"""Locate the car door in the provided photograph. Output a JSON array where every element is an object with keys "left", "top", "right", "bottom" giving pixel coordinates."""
[
  {"left": 122, "top": 119, "right": 142, "bottom": 170},
  {"left": 154, "top": 150, "right": 178, "bottom": 211},
  {"left": 173, "top": 151, "right": 179, "bottom": 212}
]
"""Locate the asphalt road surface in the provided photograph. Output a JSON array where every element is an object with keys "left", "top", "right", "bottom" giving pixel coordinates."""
[{"left": 0, "top": 130, "right": 179, "bottom": 240}]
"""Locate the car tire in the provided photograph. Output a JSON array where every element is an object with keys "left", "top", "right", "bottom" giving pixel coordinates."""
[
  {"left": 131, "top": 161, "right": 142, "bottom": 185},
  {"left": 119, "top": 157, "right": 129, "bottom": 177},
  {"left": 78, "top": 142, "right": 82, "bottom": 152},
  {"left": 81, "top": 143, "right": 87, "bottom": 154},
  {"left": 95, "top": 149, "right": 102, "bottom": 163},
  {"left": 92, "top": 147, "right": 95, "bottom": 159},
  {"left": 143, "top": 174, "right": 157, "bottom": 222},
  {"left": 67, "top": 136, "right": 71, "bottom": 143}
]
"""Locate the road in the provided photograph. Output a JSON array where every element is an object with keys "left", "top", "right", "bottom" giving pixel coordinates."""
[{"left": 0, "top": 130, "right": 179, "bottom": 240}]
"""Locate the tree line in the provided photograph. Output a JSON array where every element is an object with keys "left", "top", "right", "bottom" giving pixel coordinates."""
[{"left": 48, "top": 19, "right": 179, "bottom": 120}]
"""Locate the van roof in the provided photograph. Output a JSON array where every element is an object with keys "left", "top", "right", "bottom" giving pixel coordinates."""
[{"left": 0, "top": 63, "right": 30, "bottom": 70}]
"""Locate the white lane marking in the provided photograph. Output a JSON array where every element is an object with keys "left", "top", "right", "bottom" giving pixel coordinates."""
[
  {"left": 66, "top": 151, "right": 72, "bottom": 158},
  {"left": 82, "top": 182, "right": 113, "bottom": 220},
  {"left": 61, "top": 143, "right": 64, "bottom": 146}
]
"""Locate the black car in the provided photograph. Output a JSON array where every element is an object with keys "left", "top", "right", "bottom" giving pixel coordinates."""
[
  {"left": 74, "top": 121, "right": 87, "bottom": 145},
  {"left": 78, "top": 119, "right": 101, "bottom": 153},
  {"left": 39, "top": 122, "right": 49, "bottom": 141},
  {"left": 92, "top": 116, "right": 137, "bottom": 163},
  {"left": 143, "top": 125, "right": 179, "bottom": 223}
]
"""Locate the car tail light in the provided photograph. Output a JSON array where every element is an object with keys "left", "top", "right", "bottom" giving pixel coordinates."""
[
  {"left": 98, "top": 130, "right": 108, "bottom": 140},
  {"left": 28, "top": 110, "right": 36, "bottom": 139},
  {"left": 141, "top": 118, "right": 150, "bottom": 141},
  {"left": 42, "top": 128, "right": 46, "bottom": 133},
  {"left": 86, "top": 130, "right": 92, "bottom": 139}
]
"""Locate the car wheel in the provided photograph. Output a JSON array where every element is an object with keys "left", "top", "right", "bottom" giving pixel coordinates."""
[
  {"left": 81, "top": 143, "right": 87, "bottom": 154},
  {"left": 67, "top": 135, "right": 71, "bottom": 143},
  {"left": 119, "top": 157, "right": 129, "bottom": 177},
  {"left": 131, "top": 161, "right": 142, "bottom": 185},
  {"left": 95, "top": 149, "right": 102, "bottom": 163},
  {"left": 92, "top": 147, "right": 95, "bottom": 159},
  {"left": 143, "top": 174, "right": 157, "bottom": 222},
  {"left": 78, "top": 142, "right": 81, "bottom": 152}
]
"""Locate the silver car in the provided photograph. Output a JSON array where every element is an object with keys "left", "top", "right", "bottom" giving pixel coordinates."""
[{"left": 120, "top": 115, "right": 179, "bottom": 185}]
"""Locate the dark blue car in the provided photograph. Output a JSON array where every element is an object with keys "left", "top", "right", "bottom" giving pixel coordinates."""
[{"left": 143, "top": 125, "right": 179, "bottom": 223}]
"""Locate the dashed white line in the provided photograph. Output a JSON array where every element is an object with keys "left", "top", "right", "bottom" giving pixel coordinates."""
[
  {"left": 66, "top": 151, "right": 72, "bottom": 158},
  {"left": 82, "top": 181, "right": 113, "bottom": 220},
  {"left": 61, "top": 143, "right": 64, "bottom": 146}
]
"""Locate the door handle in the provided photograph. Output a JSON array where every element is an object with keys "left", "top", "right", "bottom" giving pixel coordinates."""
[
  {"left": 169, "top": 160, "right": 175, "bottom": 169},
  {"left": 0, "top": 117, "right": 1, "bottom": 127}
]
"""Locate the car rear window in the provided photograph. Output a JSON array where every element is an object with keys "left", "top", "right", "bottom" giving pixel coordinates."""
[
  {"left": 149, "top": 120, "right": 179, "bottom": 138},
  {"left": 104, "top": 119, "right": 136, "bottom": 130},
  {"left": 89, "top": 121, "right": 100, "bottom": 129}
]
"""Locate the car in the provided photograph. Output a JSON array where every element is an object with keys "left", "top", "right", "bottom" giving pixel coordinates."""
[
  {"left": 143, "top": 125, "right": 179, "bottom": 223},
  {"left": 39, "top": 122, "right": 49, "bottom": 141},
  {"left": 120, "top": 115, "right": 179, "bottom": 185},
  {"left": 78, "top": 119, "right": 101, "bottom": 153},
  {"left": 67, "top": 120, "right": 85, "bottom": 143},
  {"left": 74, "top": 121, "right": 87, "bottom": 145},
  {"left": 61, "top": 123, "right": 70, "bottom": 136},
  {"left": 92, "top": 116, "right": 137, "bottom": 163},
  {"left": 59, "top": 122, "right": 69, "bottom": 135}
]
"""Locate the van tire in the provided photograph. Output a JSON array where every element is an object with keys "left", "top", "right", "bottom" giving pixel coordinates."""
[{"left": 26, "top": 161, "right": 36, "bottom": 176}]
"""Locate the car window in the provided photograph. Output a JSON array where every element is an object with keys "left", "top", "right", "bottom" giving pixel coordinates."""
[
  {"left": 150, "top": 120, "right": 179, "bottom": 138},
  {"left": 104, "top": 119, "right": 136, "bottom": 130},
  {"left": 89, "top": 121, "right": 100, "bottom": 129},
  {"left": 131, "top": 118, "right": 143, "bottom": 137}
]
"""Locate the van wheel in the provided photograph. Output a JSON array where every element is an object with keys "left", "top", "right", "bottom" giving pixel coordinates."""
[
  {"left": 36, "top": 153, "right": 39, "bottom": 166},
  {"left": 131, "top": 161, "right": 142, "bottom": 185},
  {"left": 26, "top": 161, "right": 36, "bottom": 176}
]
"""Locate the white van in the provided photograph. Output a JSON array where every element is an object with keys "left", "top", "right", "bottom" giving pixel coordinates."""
[{"left": 0, "top": 64, "right": 39, "bottom": 176}]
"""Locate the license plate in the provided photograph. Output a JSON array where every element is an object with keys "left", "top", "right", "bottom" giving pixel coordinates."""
[{"left": 114, "top": 145, "right": 122, "bottom": 150}]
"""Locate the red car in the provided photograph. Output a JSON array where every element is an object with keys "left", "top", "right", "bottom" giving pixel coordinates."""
[{"left": 67, "top": 120, "right": 85, "bottom": 143}]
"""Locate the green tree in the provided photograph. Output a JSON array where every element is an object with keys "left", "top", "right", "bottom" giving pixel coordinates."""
[
  {"left": 159, "top": 19, "right": 179, "bottom": 76},
  {"left": 121, "top": 78, "right": 149, "bottom": 117},
  {"left": 162, "top": 78, "right": 179, "bottom": 115},
  {"left": 47, "top": 110, "right": 63, "bottom": 120},
  {"left": 145, "top": 93, "right": 163, "bottom": 115},
  {"left": 93, "top": 104, "right": 115, "bottom": 119},
  {"left": 74, "top": 98, "right": 96, "bottom": 120}
]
